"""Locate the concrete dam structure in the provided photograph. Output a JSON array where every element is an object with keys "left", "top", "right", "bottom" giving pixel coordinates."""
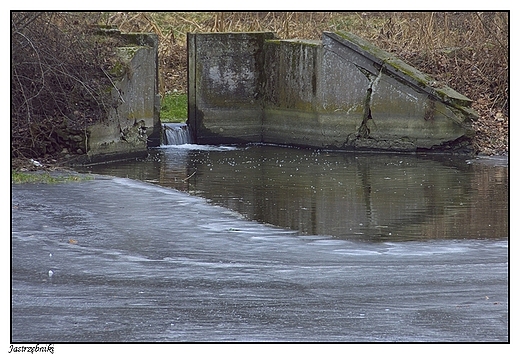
[
  {"left": 78, "top": 28, "right": 161, "bottom": 164},
  {"left": 188, "top": 31, "right": 477, "bottom": 152}
]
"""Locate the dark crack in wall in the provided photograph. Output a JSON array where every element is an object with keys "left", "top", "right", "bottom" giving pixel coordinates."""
[{"left": 189, "top": 31, "right": 477, "bottom": 153}]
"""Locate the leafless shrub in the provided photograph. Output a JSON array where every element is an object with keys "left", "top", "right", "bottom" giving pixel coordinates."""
[
  {"left": 12, "top": 12, "right": 507, "bottom": 161},
  {"left": 11, "top": 12, "right": 120, "bottom": 159}
]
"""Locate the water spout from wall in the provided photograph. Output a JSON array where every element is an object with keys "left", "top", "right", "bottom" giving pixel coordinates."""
[{"left": 162, "top": 123, "right": 192, "bottom": 145}]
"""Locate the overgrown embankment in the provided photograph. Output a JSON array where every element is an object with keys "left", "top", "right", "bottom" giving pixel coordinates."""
[
  {"left": 11, "top": 12, "right": 129, "bottom": 170},
  {"left": 11, "top": 12, "right": 508, "bottom": 172},
  {"left": 109, "top": 11, "right": 508, "bottom": 156}
]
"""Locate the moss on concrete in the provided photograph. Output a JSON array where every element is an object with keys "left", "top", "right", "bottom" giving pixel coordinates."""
[
  {"left": 191, "top": 31, "right": 477, "bottom": 153},
  {"left": 332, "top": 31, "right": 475, "bottom": 111}
]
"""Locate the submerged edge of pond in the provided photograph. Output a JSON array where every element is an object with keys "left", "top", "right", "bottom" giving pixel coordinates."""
[{"left": 72, "top": 144, "right": 509, "bottom": 243}]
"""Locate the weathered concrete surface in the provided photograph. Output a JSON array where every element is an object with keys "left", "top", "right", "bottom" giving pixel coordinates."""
[
  {"left": 321, "top": 32, "right": 475, "bottom": 151},
  {"left": 84, "top": 30, "right": 161, "bottom": 163},
  {"left": 263, "top": 39, "right": 327, "bottom": 147},
  {"left": 189, "top": 31, "right": 477, "bottom": 152},
  {"left": 188, "top": 32, "right": 275, "bottom": 144}
]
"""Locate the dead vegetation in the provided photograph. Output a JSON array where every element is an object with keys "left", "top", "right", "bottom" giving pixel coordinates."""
[
  {"left": 11, "top": 11, "right": 509, "bottom": 169},
  {"left": 11, "top": 12, "right": 127, "bottom": 165},
  {"left": 104, "top": 11, "right": 510, "bottom": 156}
]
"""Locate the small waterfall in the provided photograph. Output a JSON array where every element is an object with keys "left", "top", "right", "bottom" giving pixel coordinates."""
[{"left": 162, "top": 123, "right": 192, "bottom": 145}]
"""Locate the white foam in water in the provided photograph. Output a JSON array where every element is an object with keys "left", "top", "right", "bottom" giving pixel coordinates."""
[
  {"left": 166, "top": 144, "right": 239, "bottom": 151},
  {"left": 161, "top": 123, "right": 239, "bottom": 151}
]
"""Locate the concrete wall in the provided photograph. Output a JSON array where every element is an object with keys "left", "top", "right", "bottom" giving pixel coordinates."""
[
  {"left": 85, "top": 30, "right": 161, "bottom": 163},
  {"left": 188, "top": 32, "right": 275, "bottom": 144},
  {"left": 189, "top": 31, "right": 477, "bottom": 153}
]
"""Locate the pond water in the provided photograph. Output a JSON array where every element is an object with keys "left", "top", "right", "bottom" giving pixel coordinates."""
[
  {"left": 12, "top": 143, "right": 509, "bottom": 342},
  {"left": 76, "top": 143, "right": 509, "bottom": 243}
]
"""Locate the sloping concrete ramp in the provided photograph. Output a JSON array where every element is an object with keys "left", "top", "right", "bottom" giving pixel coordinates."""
[{"left": 188, "top": 31, "right": 477, "bottom": 153}]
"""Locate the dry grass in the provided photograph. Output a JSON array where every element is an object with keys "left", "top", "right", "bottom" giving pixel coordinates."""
[
  {"left": 106, "top": 12, "right": 508, "bottom": 107},
  {"left": 104, "top": 11, "right": 508, "bottom": 155},
  {"left": 12, "top": 12, "right": 507, "bottom": 161},
  {"left": 11, "top": 12, "right": 124, "bottom": 160}
]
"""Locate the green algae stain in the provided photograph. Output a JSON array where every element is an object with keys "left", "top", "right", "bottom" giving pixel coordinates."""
[{"left": 333, "top": 31, "right": 475, "bottom": 110}]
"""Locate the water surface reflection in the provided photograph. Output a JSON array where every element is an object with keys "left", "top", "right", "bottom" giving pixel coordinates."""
[{"left": 76, "top": 145, "right": 508, "bottom": 242}]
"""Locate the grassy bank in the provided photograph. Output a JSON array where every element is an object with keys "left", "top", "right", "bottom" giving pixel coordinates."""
[
  {"left": 11, "top": 170, "right": 94, "bottom": 184},
  {"left": 160, "top": 91, "right": 188, "bottom": 123}
]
